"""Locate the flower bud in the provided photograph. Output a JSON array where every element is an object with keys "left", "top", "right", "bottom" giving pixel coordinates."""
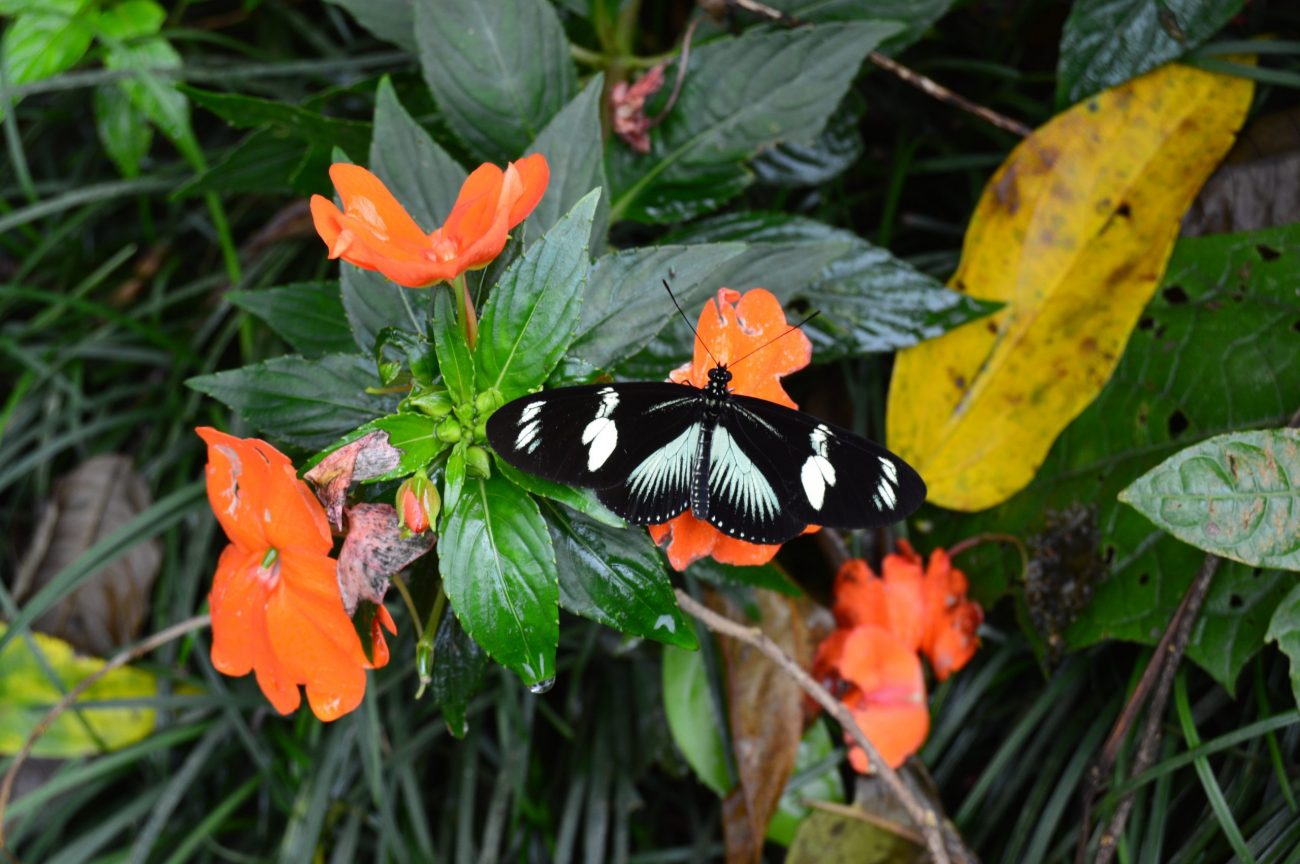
[
  {"left": 436, "top": 416, "right": 462, "bottom": 443},
  {"left": 465, "top": 445, "right": 491, "bottom": 479},
  {"left": 415, "top": 635, "right": 434, "bottom": 699},
  {"left": 474, "top": 389, "right": 503, "bottom": 416},
  {"left": 396, "top": 472, "right": 440, "bottom": 534},
  {"left": 404, "top": 388, "right": 454, "bottom": 418}
]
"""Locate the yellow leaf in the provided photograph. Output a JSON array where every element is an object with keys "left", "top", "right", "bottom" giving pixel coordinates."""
[
  {"left": 0, "top": 624, "right": 157, "bottom": 757},
  {"left": 886, "top": 60, "right": 1254, "bottom": 511}
]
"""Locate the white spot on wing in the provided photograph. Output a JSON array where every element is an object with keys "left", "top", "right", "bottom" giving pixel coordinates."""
[
  {"left": 876, "top": 456, "right": 897, "bottom": 509},
  {"left": 581, "top": 388, "right": 622, "bottom": 471},
  {"left": 800, "top": 425, "right": 837, "bottom": 510}
]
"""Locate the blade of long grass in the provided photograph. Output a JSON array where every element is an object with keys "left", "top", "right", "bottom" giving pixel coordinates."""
[
  {"left": 278, "top": 723, "right": 357, "bottom": 864},
  {"left": 160, "top": 775, "right": 261, "bottom": 864},
  {"left": 0, "top": 177, "right": 176, "bottom": 235},
  {"left": 128, "top": 718, "right": 231, "bottom": 864},
  {"left": 1174, "top": 670, "right": 1255, "bottom": 863},
  {"left": 43, "top": 787, "right": 162, "bottom": 864}
]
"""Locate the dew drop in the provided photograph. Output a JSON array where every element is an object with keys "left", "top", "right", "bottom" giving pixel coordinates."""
[{"left": 528, "top": 677, "right": 556, "bottom": 695}]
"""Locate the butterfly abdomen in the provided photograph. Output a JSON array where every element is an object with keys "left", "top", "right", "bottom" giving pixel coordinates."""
[{"left": 689, "top": 416, "right": 715, "bottom": 520}]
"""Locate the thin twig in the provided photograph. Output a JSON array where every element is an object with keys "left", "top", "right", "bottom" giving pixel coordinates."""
[
  {"left": 869, "top": 52, "right": 1032, "bottom": 138},
  {"left": 0, "top": 614, "right": 211, "bottom": 848},
  {"left": 646, "top": 16, "right": 701, "bottom": 129},
  {"left": 674, "top": 589, "right": 968, "bottom": 864},
  {"left": 1076, "top": 555, "right": 1220, "bottom": 864},
  {"left": 804, "top": 797, "right": 926, "bottom": 845}
]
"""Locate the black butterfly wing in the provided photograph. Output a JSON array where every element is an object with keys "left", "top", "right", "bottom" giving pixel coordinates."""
[
  {"left": 485, "top": 383, "right": 704, "bottom": 525},
  {"left": 708, "top": 395, "right": 926, "bottom": 540}
]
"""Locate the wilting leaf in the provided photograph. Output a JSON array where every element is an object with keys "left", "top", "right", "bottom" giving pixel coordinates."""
[
  {"left": 1184, "top": 106, "right": 1300, "bottom": 235},
  {"left": 786, "top": 808, "right": 924, "bottom": 863},
  {"left": 336, "top": 503, "right": 435, "bottom": 613},
  {"left": 1120, "top": 429, "right": 1300, "bottom": 570},
  {"left": 304, "top": 431, "right": 403, "bottom": 530},
  {"left": 0, "top": 624, "right": 158, "bottom": 757},
  {"left": 15, "top": 455, "right": 160, "bottom": 658},
  {"left": 887, "top": 60, "right": 1254, "bottom": 512}
]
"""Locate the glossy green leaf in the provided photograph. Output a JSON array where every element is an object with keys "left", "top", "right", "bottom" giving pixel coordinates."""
[
  {"left": 524, "top": 75, "right": 609, "bottom": 249},
  {"left": 94, "top": 83, "right": 153, "bottom": 178},
  {"left": 541, "top": 500, "right": 696, "bottom": 649},
  {"left": 340, "top": 263, "right": 424, "bottom": 353},
  {"left": 183, "top": 85, "right": 370, "bottom": 156},
  {"left": 1120, "top": 429, "right": 1300, "bottom": 570},
  {"left": 1057, "top": 0, "right": 1244, "bottom": 105},
  {"left": 0, "top": 625, "right": 157, "bottom": 757},
  {"left": 94, "top": 0, "right": 164, "bottom": 39},
  {"left": 370, "top": 413, "right": 444, "bottom": 479},
  {"left": 1, "top": 5, "right": 95, "bottom": 88},
  {"left": 414, "top": 0, "right": 576, "bottom": 162},
  {"left": 228, "top": 282, "right": 356, "bottom": 357},
  {"left": 431, "top": 605, "right": 489, "bottom": 738},
  {"left": 187, "top": 354, "right": 397, "bottom": 450},
  {"left": 936, "top": 225, "right": 1300, "bottom": 691},
  {"left": 751, "top": 92, "right": 864, "bottom": 188},
  {"left": 607, "top": 22, "right": 897, "bottom": 223},
  {"left": 662, "top": 644, "right": 731, "bottom": 796},
  {"left": 440, "top": 473, "right": 558, "bottom": 686},
  {"left": 562, "top": 243, "right": 746, "bottom": 377},
  {"left": 475, "top": 190, "right": 598, "bottom": 401},
  {"left": 431, "top": 288, "right": 475, "bottom": 405},
  {"left": 1265, "top": 585, "right": 1300, "bottom": 709},
  {"left": 371, "top": 76, "right": 464, "bottom": 230},
  {"left": 493, "top": 457, "right": 623, "bottom": 528},
  {"left": 325, "top": 0, "right": 416, "bottom": 52}
]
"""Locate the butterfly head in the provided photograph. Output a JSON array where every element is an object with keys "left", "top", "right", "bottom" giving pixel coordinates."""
[{"left": 706, "top": 364, "right": 732, "bottom": 397}]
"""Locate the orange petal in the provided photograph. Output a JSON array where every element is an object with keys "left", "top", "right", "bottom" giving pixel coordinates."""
[
  {"left": 449, "top": 165, "right": 520, "bottom": 269},
  {"left": 442, "top": 162, "right": 505, "bottom": 245},
  {"left": 708, "top": 532, "right": 783, "bottom": 567},
  {"left": 881, "top": 548, "right": 926, "bottom": 652},
  {"left": 832, "top": 559, "right": 890, "bottom": 630},
  {"left": 260, "top": 460, "right": 332, "bottom": 555},
  {"left": 198, "top": 427, "right": 271, "bottom": 553},
  {"left": 328, "top": 163, "right": 428, "bottom": 245},
  {"left": 653, "top": 511, "right": 719, "bottom": 571},
  {"left": 368, "top": 605, "right": 398, "bottom": 669},
  {"left": 505, "top": 153, "right": 549, "bottom": 227},
  {"left": 846, "top": 698, "right": 930, "bottom": 772},
  {"left": 834, "top": 626, "right": 929, "bottom": 771},
  {"left": 726, "top": 289, "right": 811, "bottom": 404},
  {"left": 309, "top": 195, "right": 344, "bottom": 256},
  {"left": 208, "top": 544, "right": 265, "bottom": 677},
  {"left": 927, "top": 602, "right": 983, "bottom": 680}
]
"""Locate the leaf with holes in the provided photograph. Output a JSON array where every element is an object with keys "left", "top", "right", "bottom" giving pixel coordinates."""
[
  {"left": 1120, "top": 429, "right": 1300, "bottom": 570},
  {"left": 928, "top": 224, "right": 1300, "bottom": 691},
  {"left": 887, "top": 60, "right": 1254, "bottom": 512}
]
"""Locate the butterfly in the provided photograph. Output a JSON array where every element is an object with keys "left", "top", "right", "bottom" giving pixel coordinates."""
[{"left": 485, "top": 293, "right": 926, "bottom": 545}]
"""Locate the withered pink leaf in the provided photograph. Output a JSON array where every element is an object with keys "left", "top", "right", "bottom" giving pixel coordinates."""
[
  {"left": 611, "top": 64, "right": 665, "bottom": 154},
  {"left": 337, "top": 503, "right": 434, "bottom": 614},
  {"left": 304, "top": 431, "right": 401, "bottom": 530}
]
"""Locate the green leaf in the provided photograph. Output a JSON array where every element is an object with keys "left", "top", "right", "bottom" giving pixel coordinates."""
[
  {"left": 228, "top": 282, "right": 356, "bottom": 357},
  {"left": 561, "top": 242, "right": 746, "bottom": 377},
  {"left": 182, "top": 85, "right": 370, "bottom": 156},
  {"left": 751, "top": 91, "right": 864, "bottom": 188},
  {"left": 431, "top": 605, "right": 489, "bottom": 738},
  {"left": 175, "top": 129, "right": 308, "bottom": 197},
  {"left": 936, "top": 224, "right": 1300, "bottom": 691},
  {"left": 1265, "top": 585, "right": 1300, "bottom": 709},
  {"left": 607, "top": 22, "right": 899, "bottom": 223},
  {"left": 371, "top": 76, "right": 465, "bottom": 230},
  {"left": 94, "top": 0, "right": 165, "bottom": 39},
  {"left": 1120, "top": 429, "right": 1300, "bottom": 570},
  {"left": 1056, "top": 0, "right": 1244, "bottom": 106},
  {"left": 370, "top": 413, "right": 444, "bottom": 478},
  {"left": 340, "top": 263, "right": 424, "bottom": 352},
  {"left": 440, "top": 473, "right": 559, "bottom": 686},
  {"left": 671, "top": 212, "right": 998, "bottom": 358},
  {"left": 540, "top": 500, "right": 697, "bottom": 649},
  {"left": 767, "top": 722, "right": 845, "bottom": 846},
  {"left": 414, "top": 0, "right": 576, "bottom": 162},
  {"left": 493, "top": 457, "right": 623, "bottom": 528},
  {"left": 442, "top": 441, "right": 466, "bottom": 518},
  {"left": 187, "top": 354, "right": 397, "bottom": 450},
  {"left": 325, "top": 0, "right": 416, "bottom": 52},
  {"left": 0, "top": 624, "right": 157, "bottom": 757},
  {"left": 1, "top": 7, "right": 95, "bottom": 88},
  {"left": 475, "top": 190, "right": 598, "bottom": 401},
  {"left": 105, "top": 37, "right": 195, "bottom": 161},
  {"left": 94, "top": 82, "right": 153, "bottom": 178},
  {"left": 431, "top": 287, "right": 475, "bottom": 405},
  {"left": 662, "top": 644, "right": 731, "bottom": 796},
  {"left": 767, "top": 0, "right": 957, "bottom": 55},
  {"left": 524, "top": 75, "right": 610, "bottom": 249}
]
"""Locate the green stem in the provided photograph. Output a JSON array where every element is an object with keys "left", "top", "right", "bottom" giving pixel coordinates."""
[{"left": 452, "top": 275, "right": 478, "bottom": 350}]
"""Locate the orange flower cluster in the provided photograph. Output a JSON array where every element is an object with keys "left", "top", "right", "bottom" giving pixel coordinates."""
[
  {"left": 198, "top": 428, "right": 395, "bottom": 721},
  {"left": 310, "top": 154, "right": 549, "bottom": 288},
  {"left": 813, "top": 541, "right": 982, "bottom": 772},
  {"left": 649, "top": 287, "right": 815, "bottom": 570}
]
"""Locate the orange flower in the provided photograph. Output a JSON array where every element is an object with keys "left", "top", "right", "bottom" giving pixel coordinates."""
[
  {"left": 309, "top": 154, "right": 549, "bottom": 288},
  {"left": 832, "top": 540, "right": 982, "bottom": 680},
  {"left": 816, "top": 626, "right": 929, "bottom": 771},
  {"left": 197, "top": 427, "right": 394, "bottom": 721},
  {"left": 648, "top": 287, "right": 814, "bottom": 570}
]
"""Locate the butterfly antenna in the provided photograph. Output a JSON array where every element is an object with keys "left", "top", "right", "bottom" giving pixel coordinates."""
[
  {"left": 663, "top": 279, "right": 721, "bottom": 367},
  {"left": 728, "top": 310, "right": 821, "bottom": 369}
]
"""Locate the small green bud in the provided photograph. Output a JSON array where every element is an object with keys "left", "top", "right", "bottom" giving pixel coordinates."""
[
  {"left": 473, "top": 419, "right": 488, "bottom": 442},
  {"left": 436, "top": 416, "right": 462, "bottom": 443},
  {"left": 404, "top": 388, "right": 454, "bottom": 418},
  {"left": 396, "top": 471, "right": 440, "bottom": 534},
  {"left": 414, "top": 636, "right": 434, "bottom": 699},
  {"left": 474, "top": 389, "right": 503, "bottom": 416},
  {"left": 465, "top": 445, "right": 491, "bottom": 479}
]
